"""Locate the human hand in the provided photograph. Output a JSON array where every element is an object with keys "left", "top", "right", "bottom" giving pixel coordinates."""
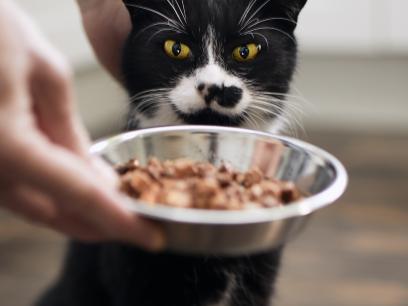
[
  {"left": 0, "top": 1, "right": 164, "bottom": 251},
  {"left": 76, "top": 0, "right": 132, "bottom": 80}
]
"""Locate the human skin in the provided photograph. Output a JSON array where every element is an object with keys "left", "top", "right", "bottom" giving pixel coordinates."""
[
  {"left": 0, "top": 0, "right": 164, "bottom": 251},
  {"left": 76, "top": 0, "right": 132, "bottom": 80}
]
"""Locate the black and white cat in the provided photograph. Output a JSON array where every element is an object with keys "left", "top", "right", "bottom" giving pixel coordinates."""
[
  {"left": 123, "top": 0, "right": 306, "bottom": 132},
  {"left": 37, "top": 1, "right": 307, "bottom": 306}
]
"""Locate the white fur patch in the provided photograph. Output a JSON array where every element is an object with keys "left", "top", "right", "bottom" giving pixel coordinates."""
[{"left": 170, "top": 64, "right": 251, "bottom": 116}]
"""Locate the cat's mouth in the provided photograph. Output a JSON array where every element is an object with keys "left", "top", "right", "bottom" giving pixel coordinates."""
[{"left": 172, "top": 106, "right": 245, "bottom": 127}]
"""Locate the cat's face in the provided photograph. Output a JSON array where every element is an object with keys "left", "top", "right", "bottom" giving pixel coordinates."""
[{"left": 122, "top": 0, "right": 307, "bottom": 132}]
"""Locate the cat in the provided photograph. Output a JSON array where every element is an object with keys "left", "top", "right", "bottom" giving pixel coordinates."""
[
  {"left": 36, "top": 1, "right": 307, "bottom": 305},
  {"left": 123, "top": 0, "right": 306, "bottom": 132}
]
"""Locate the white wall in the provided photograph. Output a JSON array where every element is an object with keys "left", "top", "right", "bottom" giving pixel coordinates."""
[
  {"left": 15, "top": 0, "right": 97, "bottom": 68},
  {"left": 294, "top": 56, "right": 408, "bottom": 134},
  {"left": 297, "top": 0, "right": 408, "bottom": 55}
]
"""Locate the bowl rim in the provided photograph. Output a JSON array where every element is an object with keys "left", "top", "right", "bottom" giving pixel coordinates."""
[{"left": 91, "top": 125, "right": 348, "bottom": 225}]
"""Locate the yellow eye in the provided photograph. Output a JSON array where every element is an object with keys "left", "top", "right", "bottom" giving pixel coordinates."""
[
  {"left": 232, "top": 43, "right": 261, "bottom": 62},
  {"left": 164, "top": 40, "right": 191, "bottom": 60}
]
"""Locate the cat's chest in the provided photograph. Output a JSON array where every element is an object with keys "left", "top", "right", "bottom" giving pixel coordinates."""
[{"left": 99, "top": 245, "right": 282, "bottom": 306}]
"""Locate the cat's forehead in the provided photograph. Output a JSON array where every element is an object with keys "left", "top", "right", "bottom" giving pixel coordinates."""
[
  {"left": 134, "top": 0, "right": 303, "bottom": 36},
  {"left": 174, "top": 0, "right": 275, "bottom": 24},
  {"left": 139, "top": 0, "right": 256, "bottom": 34}
]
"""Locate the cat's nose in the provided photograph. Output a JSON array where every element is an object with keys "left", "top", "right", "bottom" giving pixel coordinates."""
[{"left": 197, "top": 83, "right": 243, "bottom": 108}]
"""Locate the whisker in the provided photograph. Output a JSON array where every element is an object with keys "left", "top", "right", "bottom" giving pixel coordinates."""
[
  {"left": 251, "top": 95, "right": 294, "bottom": 102},
  {"left": 239, "top": 0, "right": 258, "bottom": 26},
  {"left": 255, "top": 92, "right": 307, "bottom": 102},
  {"left": 241, "top": 0, "right": 272, "bottom": 30},
  {"left": 242, "top": 110, "right": 260, "bottom": 130},
  {"left": 130, "top": 96, "right": 170, "bottom": 106},
  {"left": 246, "top": 109, "right": 268, "bottom": 129},
  {"left": 131, "top": 91, "right": 169, "bottom": 100},
  {"left": 243, "top": 18, "right": 259, "bottom": 31},
  {"left": 147, "top": 28, "right": 180, "bottom": 43},
  {"left": 251, "top": 100, "right": 302, "bottom": 119},
  {"left": 132, "top": 99, "right": 170, "bottom": 113},
  {"left": 242, "top": 26, "right": 296, "bottom": 44},
  {"left": 280, "top": 109, "right": 304, "bottom": 137},
  {"left": 129, "top": 96, "right": 170, "bottom": 107},
  {"left": 134, "top": 21, "right": 181, "bottom": 38},
  {"left": 125, "top": 3, "right": 186, "bottom": 33},
  {"left": 241, "top": 32, "right": 269, "bottom": 49},
  {"left": 132, "top": 95, "right": 169, "bottom": 105},
  {"left": 166, "top": 0, "right": 185, "bottom": 27},
  {"left": 290, "top": 85, "right": 315, "bottom": 110},
  {"left": 181, "top": 0, "right": 187, "bottom": 23},
  {"left": 251, "top": 98, "right": 304, "bottom": 113},
  {"left": 174, "top": 0, "right": 187, "bottom": 25},
  {"left": 240, "top": 111, "right": 252, "bottom": 128},
  {"left": 248, "top": 104, "right": 280, "bottom": 117},
  {"left": 242, "top": 110, "right": 257, "bottom": 128},
  {"left": 130, "top": 89, "right": 171, "bottom": 97},
  {"left": 242, "top": 17, "right": 297, "bottom": 32},
  {"left": 250, "top": 93, "right": 303, "bottom": 104},
  {"left": 135, "top": 102, "right": 169, "bottom": 112},
  {"left": 249, "top": 101, "right": 305, "bottom": 136},
  {"left": 129, "top": 88, "right": 170, "bottom": 100},
  {"left": 253, "top": 98, "right": 308, "bottom": 111}
]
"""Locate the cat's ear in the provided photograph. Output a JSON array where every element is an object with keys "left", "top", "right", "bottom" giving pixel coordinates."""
[
  {"left": 252, "top": 0, "right": 307, "bottom": 31},
  {"left": 275, "top": 0, "right": 307, "bottom": 21},
  {"left": 123, "top": 0, "right": 163, "bottom": 25}
]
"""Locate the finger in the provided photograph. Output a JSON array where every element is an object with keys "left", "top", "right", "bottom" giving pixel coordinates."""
[
  {"left": 77, "top": 0, "right": 131, "bottom": 80},
  {"left": 55, "top": 193, "right": 164, "bottom": 249},
  {"left": 91, "top": 157, "right": 120, "bottom": 188},
  {"left": 0, "top": 185, "right": 103, "bottom": 241},
  {"left": 30, "top": 50, "right": 91, "bottom": 157},
  {"left": 2, "top": 137, "right": 165, "bottom": 250},
  {"left": 0, "top": 184, "right": 58, "bottom": 225}
]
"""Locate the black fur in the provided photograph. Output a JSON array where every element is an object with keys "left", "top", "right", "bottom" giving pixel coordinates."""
[
  {"left": 37, "top": 242, "right": 282, "bottom": 306},
  {"left": 36, "top": 1, "right": 307, "bottom": 305},
  {"left": 173, "top": 106, "right": 245, "bottom": 126}
]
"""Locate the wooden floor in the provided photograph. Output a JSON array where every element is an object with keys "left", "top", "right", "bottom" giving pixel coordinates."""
[{"left": 0, "top": 130, "right": 407, "bottom": 306}]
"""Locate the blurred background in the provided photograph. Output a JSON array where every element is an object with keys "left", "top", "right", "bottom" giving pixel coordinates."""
[{"left": 1, "top": 1, "right": 407, "bottom": 306}]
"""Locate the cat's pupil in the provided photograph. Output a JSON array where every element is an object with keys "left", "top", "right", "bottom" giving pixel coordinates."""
[
  {"left": 172, "top": 42, "right": 182, "bottom": 56},
  {"left": 239, "top": 46, "right": 250, "bottom": 59}
]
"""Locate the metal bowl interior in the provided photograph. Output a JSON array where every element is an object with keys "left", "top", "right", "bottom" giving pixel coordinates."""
[{"left": 91, "top": 126, "right": 347, "bottom": 255}]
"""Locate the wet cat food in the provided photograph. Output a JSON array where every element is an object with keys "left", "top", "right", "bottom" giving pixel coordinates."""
[{"left": 117, "top": 158, "right": 301, "bottom": 210}]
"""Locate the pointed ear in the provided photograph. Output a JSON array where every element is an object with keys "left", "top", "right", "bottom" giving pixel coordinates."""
[
  {"left": 277, "top": 0, "right": 307, "bottom": 21},
  {"left": 123, "top": 0, "right": 163, "bottom": 25},
  {"left": 251, "top": 0, "right": 307, "bottom": 31}
]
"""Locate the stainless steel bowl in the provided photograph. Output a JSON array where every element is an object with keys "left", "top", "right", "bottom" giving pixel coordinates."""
[{"left": 91, "top": 126, "right": 348, "bottom": 256}]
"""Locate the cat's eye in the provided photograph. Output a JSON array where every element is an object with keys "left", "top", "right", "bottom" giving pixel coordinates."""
[
  {"left": 232, "top": 43, "right": 261, "bottom": 62},
  {"left": 164, "top": 40, "right": 191, "bottom": 60}
]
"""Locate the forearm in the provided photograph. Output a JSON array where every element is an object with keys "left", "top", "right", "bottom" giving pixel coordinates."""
[{"left": 75, "top": 0, "right": 131, "bottom": 81}]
